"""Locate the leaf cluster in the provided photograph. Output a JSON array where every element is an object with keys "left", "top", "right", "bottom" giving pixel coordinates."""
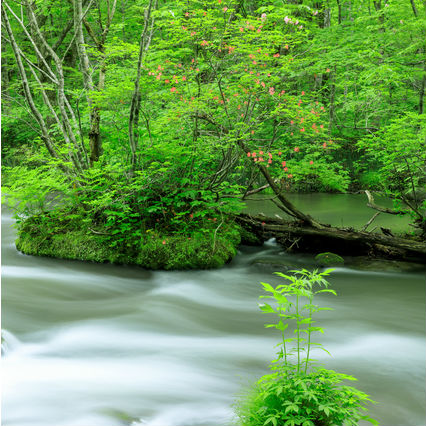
[{"left": 235, "top": 269, "right": 378, "bottom": 426}]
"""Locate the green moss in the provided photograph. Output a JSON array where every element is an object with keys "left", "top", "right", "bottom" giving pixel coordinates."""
[
  {"left": 15, "top": 214, "right": 241, "bottom": 270},
  {"left": 314, "top": 252, "right": 345, "bottom": 266},
  {"left": 136, "top": 233, "right": 238, "bottom": 270}
]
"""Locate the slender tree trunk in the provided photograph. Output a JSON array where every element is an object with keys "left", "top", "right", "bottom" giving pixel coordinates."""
[
  {"left": 1, "top": 4, "right": 61, "bottom": 162},
  {"left": 336, "top": 0, "right": 342, "bottom": 24},
  {"left": 129, "top": 0, "right": 156, "bottom": 166},
  {"left": 22, "top": 0, "right": 86, "bottom": 168},
  {"left": 409, "top": 0, "right": 418, "bottom": 17},
  {"left": 88, "top": 42, "right": 108, "bottom": 164},
  {"left": 323, "top": 7, "right": 331, "bottom": 28},
  {"left": 420, "top": 59, "right": 426, "bottom": 114},
  {"left": 329, "top": 69, "right": 336, "bottom": 131},
  {"left": 74, "top": 0, "right": 103, "bottom": 165},
  {"left": 1, "top": 46, "right": 10, "bottom": 110},
  {"left": 81, "top": 0, "right": 118, "bottom": 165}
]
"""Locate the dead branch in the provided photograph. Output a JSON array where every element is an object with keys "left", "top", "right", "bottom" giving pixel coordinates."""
[
  {"left": 365, "top": 190, "right": 399, "bottom": 214},
  {"left": 242, "top": 184, "right": 270, "bottom": 198},
  {"left": 361, "top": 211, "right": 380, "bottom": 232}
]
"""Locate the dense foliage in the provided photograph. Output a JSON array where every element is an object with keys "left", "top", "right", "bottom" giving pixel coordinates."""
[
  {"left": 1, "top": 1, "right": 423, "bottom": 422},
  {"left": 2, "top": 0, "right": 425, "bottom": 248}
]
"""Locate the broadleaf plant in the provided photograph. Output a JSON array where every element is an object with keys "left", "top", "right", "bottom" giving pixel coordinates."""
[{"left": 235, "top": 269, "right": 378, "bottom": 426}]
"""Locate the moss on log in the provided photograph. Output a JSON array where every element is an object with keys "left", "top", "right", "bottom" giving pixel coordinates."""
[{"left": 236, "top": 213, "right": 425, "bottom": 260}]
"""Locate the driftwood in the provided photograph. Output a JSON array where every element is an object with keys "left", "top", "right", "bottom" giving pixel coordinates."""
[{"left": 237, "top": 213, "right": 426, "bottom": 259}]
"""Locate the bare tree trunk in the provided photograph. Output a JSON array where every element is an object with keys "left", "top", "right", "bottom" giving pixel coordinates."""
[
  {"left": 3, "top": 0, "right": 120, "bottom": 172},
  {"left": 3, "top": 0, "right": 90, "bottom": 171},
  {"left": 329, "top": 69, "right": 336, "bottom": 131},
  {"left": 420, "top": 60, "right": 426, "bottom": 114},
  {"left": 1, "top": 45, "right": 11, "bottom": 111},
  {"left": 88, "top": 46, "right": 106, "bottom": 165},
  {"left": 1, "top": 3, "right": 63, "bottom": 164},
  {"left": 409, "top": 0, "right": 418, "bottom": 17},
  {"left": 323, "top": 7, "right": 331, "bottom": 27},
  {"left": 73, "top": 0, "right": 100, "bottom": 165},
  {"left": 336, "top": 0, "right": 342, "bottom": 24},
  {"left": 75, "top": 0, "right": 112, "bottom": 165},
  {"left": 129, "top": 0, "right": 156, "bottom": 167},
  {"left": 22, "top": 0, "right": 86, "bottom": 169}
]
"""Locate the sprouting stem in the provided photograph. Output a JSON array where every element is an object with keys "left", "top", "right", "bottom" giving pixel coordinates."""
[
  {"left": 279, "top": 304, "right": 287, "bottom": 365},
  {"left": 305, "top": 294, "right": 313, "bottom": 373},
  {"left": 296, "top": 291, "right": 300, "bottom": 372}
]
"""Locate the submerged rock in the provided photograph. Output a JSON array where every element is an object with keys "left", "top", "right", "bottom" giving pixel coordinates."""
[
  {"left": 314, "top": 252, "right": 345, "bottom": 266},
  {"left": 250, "top": 258, "right": 294, "bottom": 272},
  {"left": 346, "top": 257, "right": 425, "bottom": 273}
]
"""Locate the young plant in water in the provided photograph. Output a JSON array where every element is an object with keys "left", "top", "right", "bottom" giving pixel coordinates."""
[{"left": 235, "top": 269, "right": 378, "bottom": 426}]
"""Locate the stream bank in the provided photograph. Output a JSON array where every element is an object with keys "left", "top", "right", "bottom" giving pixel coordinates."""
[{"left": 12, "top": 191, "right": 425, "bottom": 269}]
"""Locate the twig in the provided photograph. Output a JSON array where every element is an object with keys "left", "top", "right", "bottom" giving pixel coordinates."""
[
  {"left": 212, "top": 212, "right": 224, "bottom": 254},
  {"left": 89, "top": 227, "right": 110, "bottom": 235},
  {"left": 287, "top": 237, "right": 301, "bottom": 251},
  {"left": 361, "top": 211, "right": 380, "bottom": 232}
]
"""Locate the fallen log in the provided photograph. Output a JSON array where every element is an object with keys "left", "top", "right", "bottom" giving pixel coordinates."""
[{"left": 236, "top": 213, "right": 426, "bottom": 260}]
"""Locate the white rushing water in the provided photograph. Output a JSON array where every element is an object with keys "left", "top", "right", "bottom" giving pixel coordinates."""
[{"left": 1, "top": 211, "right": 425, "bottom": 426}]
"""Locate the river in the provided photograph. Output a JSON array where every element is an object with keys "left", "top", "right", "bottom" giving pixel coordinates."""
[{"left": 1, "top": 202, "right": 425, "bottom": 426}]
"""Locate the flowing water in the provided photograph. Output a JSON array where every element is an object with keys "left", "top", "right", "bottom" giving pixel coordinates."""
[{"left": 1, "top": 202, "right": 425, "bottom": 426}]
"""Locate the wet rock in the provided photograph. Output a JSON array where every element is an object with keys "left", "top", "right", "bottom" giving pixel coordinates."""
[
  {"left": 250, "top": 258, "right": 294, "bottom": 271},
  {"left": 346, "top": 257, "right": 425, "bottom": 273},
  {"left": 314, "top": 252, "right": 345, "bottom": 266},
  {"left": 101, "top": 409, "right": 140, "bottom": 425}
]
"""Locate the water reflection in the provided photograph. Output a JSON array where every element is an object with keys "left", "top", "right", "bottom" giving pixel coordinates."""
[{"left": 244, "top": 192, "right": 412, "bottom": 232}]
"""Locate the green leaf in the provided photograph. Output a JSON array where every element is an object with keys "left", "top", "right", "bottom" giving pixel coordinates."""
[
  {"left": 261, "top": 282, "right": 275, "bottom": 293},
  {"left": 259, "top": 303, "right": 276, "bottom": 313}
]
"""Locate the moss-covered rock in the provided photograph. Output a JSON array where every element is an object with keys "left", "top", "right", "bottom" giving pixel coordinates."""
[
  {"left": 135, "top": 231, "right": 240, "bottom": 270},
  {"left": 314, "top": 252, "right": 345, "bottom": 266},
  {"left": 15, "top": 214, "right": 241, "bottom": 270}
]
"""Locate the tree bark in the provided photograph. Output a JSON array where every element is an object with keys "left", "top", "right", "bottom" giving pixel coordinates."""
[
  {"left": 129, "top": 0, "right": 156, "bottom": 166},
  {"left": 409, "top": 0, "right": 418, "bottom": 17},
  {"left": 328, "top": 68, "right": 336, "bottom": 131},
  {"left": 21, "top": 0, "right": 86, "bottom": 168},
  {"left": 2, "top": 4, "right": 60, "bottom": 161},
  {"left": 73, "top": 0, "right": 100, "bottom": 164},
  {"left": 419, "top": 59, "right": 425, "bottom": 114},
  {"left": 237, "top": 213, "right": 426, "bottom": 258},
  {"left": 336, "top": 0, "right": 342, "bottom": 24}
]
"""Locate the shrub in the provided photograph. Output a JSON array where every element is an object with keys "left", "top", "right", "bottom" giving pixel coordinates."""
[{"left": 234, "top": 269, "right": 378, "bottom": 426}]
